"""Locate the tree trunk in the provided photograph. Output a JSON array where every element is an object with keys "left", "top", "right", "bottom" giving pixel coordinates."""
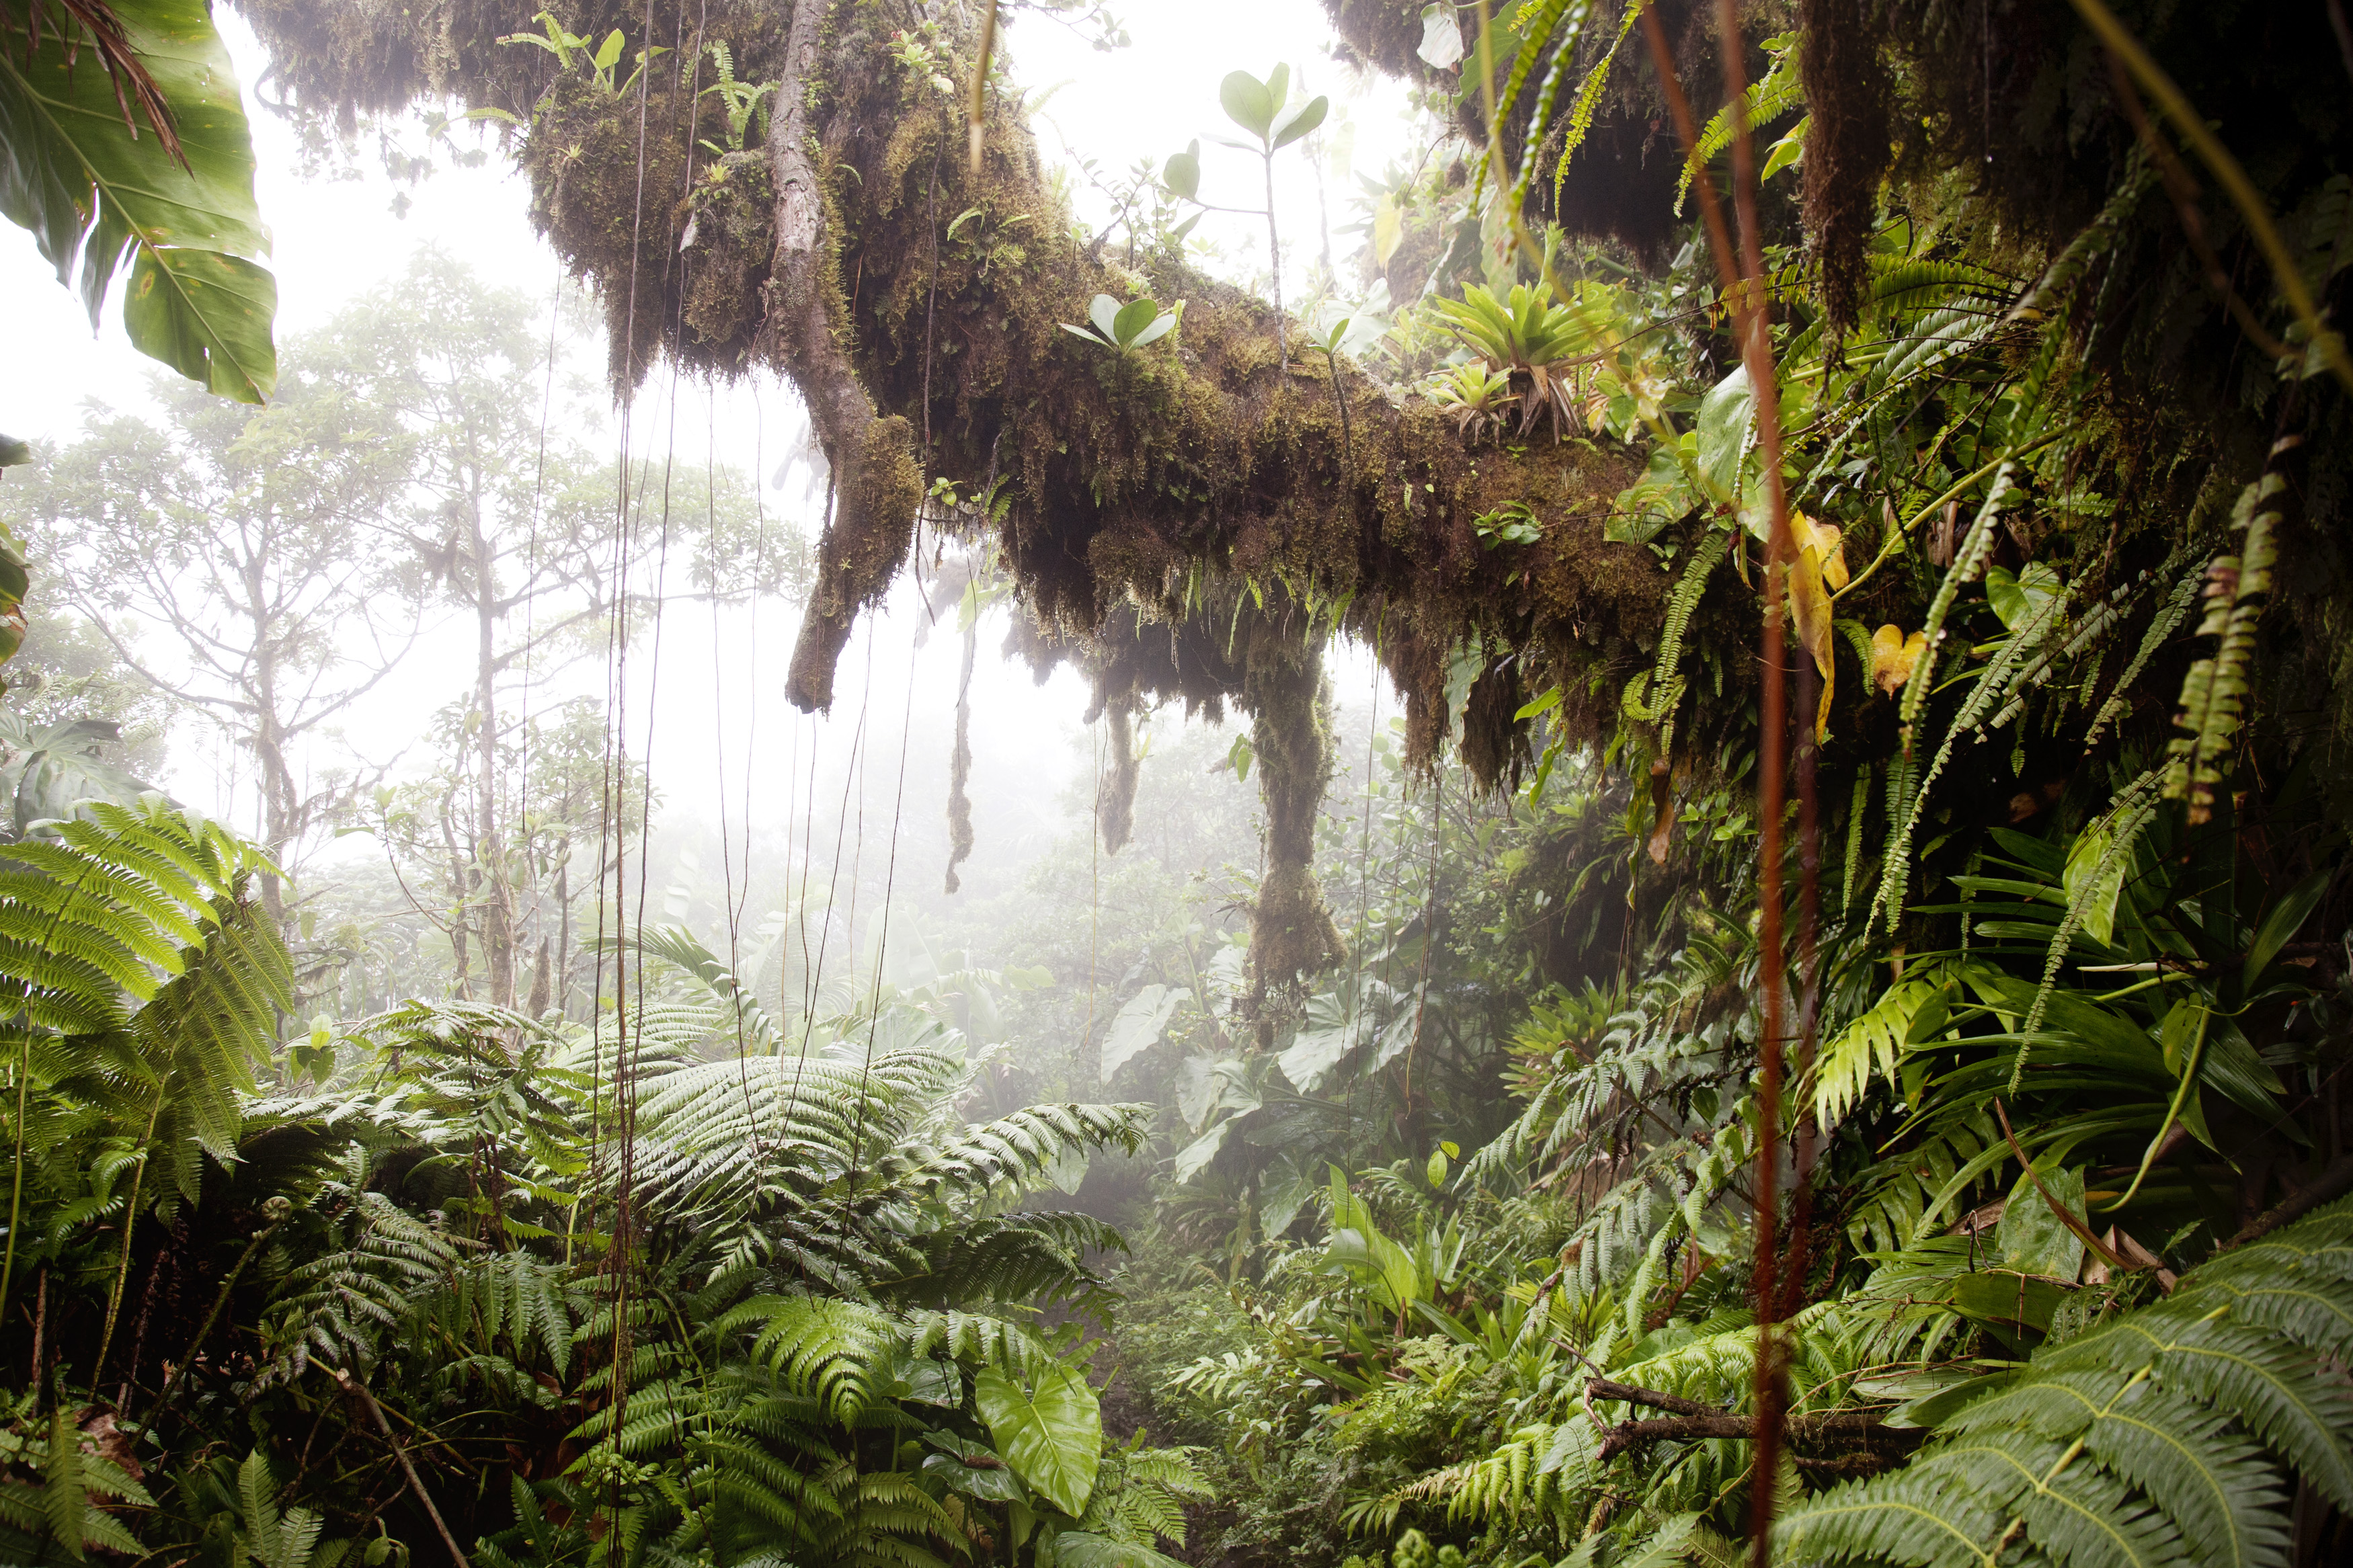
[
  {"left": 470, "top": 489, "right": 516, "bottom": 1007},
  {"left": 247, "top": 548, "right": 288, "bottom": 920}
]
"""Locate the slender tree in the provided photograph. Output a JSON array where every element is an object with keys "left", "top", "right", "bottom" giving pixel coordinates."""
[{"left": 0, "top": 360, "right": 422, "bottom": 911}]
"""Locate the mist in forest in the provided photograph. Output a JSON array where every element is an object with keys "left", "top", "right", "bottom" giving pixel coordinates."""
[{"left": 8, "top": 0, "right": 2350, "bottom": 1563}]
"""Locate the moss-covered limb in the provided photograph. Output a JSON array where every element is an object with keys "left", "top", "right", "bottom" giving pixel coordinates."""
[
  {"left": 807, "top": 7, "right": 1671, "bottom": 774},
  {"left": 769, "top": 0, "right": 922, "bottom": 710},
  {"left": 233, "top": 0, "right": 1676, "bottom": 769}
]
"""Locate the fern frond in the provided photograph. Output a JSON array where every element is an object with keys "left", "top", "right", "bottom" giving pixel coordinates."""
[{"left": 2163, "top": 456, "right": 2288, "bottom": 822}]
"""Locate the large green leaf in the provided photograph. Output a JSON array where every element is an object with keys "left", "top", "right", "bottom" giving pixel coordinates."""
[
  {"left": 1162, "top": 142, "right": 1200, "bottom": 200},
  {"left": 975, "top": 1364, "right": 1102, "bottom": 1517},
  {"left": 0, "top": 0, "right": 277, "bottom": 400},
  {"left": 1693, "top": 364, "right": 1753, "bottom": 505},
  {"left": 1053, "top": 1534, "right": 1189, "bottom": 1568},
  {"left": 0, "top": 716, "right": 165, "bottom": 834},
  {"left": 1101, "top": 983, "right": 1183, "bottom": 1081}
]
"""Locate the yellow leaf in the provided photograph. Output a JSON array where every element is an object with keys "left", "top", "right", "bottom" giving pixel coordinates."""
[
  {"left": 1815, "top": 646, "right": 1835, "bottom": 741},
  {"left": 1794, "top": 512, "right": 1841, "bottom": 737},
  {"left": 1870, "top": 623, "right": 1926, "bottom": 696},
  {"left": 1373, "top": 196, "right": 1402, "bottom": 269},
  {"left": 1788, "top": 513, "right": 1834, "bottom": 683}
]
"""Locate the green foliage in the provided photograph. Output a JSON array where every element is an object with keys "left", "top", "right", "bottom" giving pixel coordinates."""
[
  {"left": 1781, "top": 1203, "right": 2353, "bottom": 1566},
  {"left": 978, "top": 1362, "right": 1104, "bottom": 1515},
  {"left": 2163, "top": 464, "right": 2285, "bottom": 824},
  {"left": 1217, "top": 65, "right": 1327, "bottom": 153},
  {"left": 1061, "top": 292, "right": 1179, "bottom": 356},
  {"left": 696, "top": 40, "right": 773, "bottom": 154},
  {"left": 1432, "top": 280, "right": 1595, "bottom": 436},
  {"left": 0, "top": 0, "right": 278, "bottom": 399}
]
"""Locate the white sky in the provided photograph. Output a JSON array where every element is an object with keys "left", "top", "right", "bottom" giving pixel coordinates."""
[{"left": 0, "top": 0, "right": 1413, "bottom": 902}]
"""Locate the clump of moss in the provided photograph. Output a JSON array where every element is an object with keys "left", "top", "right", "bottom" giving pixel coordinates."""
[{"left": 679, "top": 150, "right": 777, "bottom": 368}]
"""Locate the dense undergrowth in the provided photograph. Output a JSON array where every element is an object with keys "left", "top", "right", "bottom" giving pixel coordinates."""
[{"left": 5, "top": 0, "right": 2353, "bottom": 1565}]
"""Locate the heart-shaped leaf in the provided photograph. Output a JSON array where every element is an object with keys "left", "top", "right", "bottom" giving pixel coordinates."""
[
  {"left": 1102, "top": 984, "right": 1183, "bottom": 1081},
  {"left": 922, "top": 1433, "right": 1030, "bottom": 1503},
  {"left": 1694, "top": 364, "right": 1753, "bottom": 505}
]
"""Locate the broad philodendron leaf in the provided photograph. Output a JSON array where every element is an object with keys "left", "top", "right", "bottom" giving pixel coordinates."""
[
  {"left": 922, "top": 1432, "right": 1029, "bottom": 1504},
  {"left": 1170, "top": 1118, "right": 1229, "bottom": 1183},
  {"left": 1693, "top": 364, "right": 1753, "bottom": 505},
  {"left": 1997, "top": 1163, "right": 2087, "bottom": 1281},
  {"left": 0, "top": 0, "right": 278, "bottom": 401},
  {"left": 1101, "top": 983, "right": 1183, "bottom": 1081},
  {"left": 974, "top": 1364, "right": 1102, "bottom": 1517}
]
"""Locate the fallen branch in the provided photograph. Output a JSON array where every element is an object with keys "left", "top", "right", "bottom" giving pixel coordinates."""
[
  {"left": 2222, "top": 1152, "right": 2353, "bottom": 1250},
  {"left": 1584, "top": 1378, "right": 1726, "bottom": 1418},
  {"left": 333, "top": 1366, "right": 469, "bottom": 1565},
  {"left": 1587, "top": 1380, "right": 1924, "bottom": 1464}
]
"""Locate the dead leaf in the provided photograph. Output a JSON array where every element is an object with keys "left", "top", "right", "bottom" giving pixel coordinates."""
[
  {"left": 1788, "top": 512, "right": 1839, "bottom": 738},
  {"left": 1870, "top": 623, "right": 1926, "bottom": 696}
]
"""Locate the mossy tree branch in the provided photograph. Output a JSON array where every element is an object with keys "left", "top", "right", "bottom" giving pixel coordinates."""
[{"left": 237, "top": 0, "right": 1700, "bottom": 991}]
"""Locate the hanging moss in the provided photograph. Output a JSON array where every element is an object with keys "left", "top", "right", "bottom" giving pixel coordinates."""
[{"left": 1241, "top": 622, "right": 1345, "bottom": 1001}]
